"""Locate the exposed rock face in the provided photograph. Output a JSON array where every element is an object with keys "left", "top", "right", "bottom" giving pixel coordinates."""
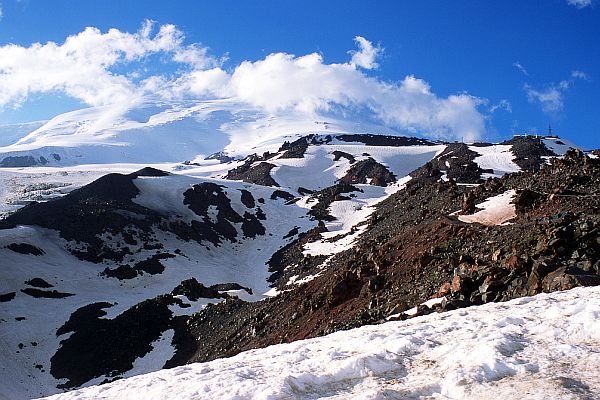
[
  {"left": 332, "top": 151, "right": 356, "bottom": 163},
  {"left": 501, "top": 136, "right": 556, "bottom": 171},
  {"left": 0, "top": 168, "right": 266, "bottom": 268},
  {"left": 335, "top": 134, "right": 435, "bottom": 146},
  {"left": 204, "top": 151, "right": 235, "bottom": 163},
  {"left": 172, "top": 278, "right": 225, "bottom": 301},
  {"left": 339, "top": 158, "right": 396, "bottom": 186},
  {"left": 6, "top": 243, "right": 45, "bottom": 255},
  {"left": 21, "top": 288, "right": 74, "bottom": 299},
  {"left": 225, "top": 155, "right": 279, "bottom": 186},
  {"left": 50, "top": 297, "right": 177, "bottom": 388},
  {"left": 278, "top": 137, "right": 310, "bottom": 158},
  {"left": 24, "top": 278, "right": 53, "bottom": 288},
  {"left": 307, "top": 184, "right": 361, "bottom": 221},
  {"left": 0, "top": 155, "right": 39, "bottom": 167}
]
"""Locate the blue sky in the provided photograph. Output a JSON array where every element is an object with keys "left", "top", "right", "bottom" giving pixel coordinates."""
[{"left": 0, "top": 0, "right": 598, "bottom": 148}]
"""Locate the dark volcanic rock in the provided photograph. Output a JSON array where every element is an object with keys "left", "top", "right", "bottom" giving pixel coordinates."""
[
  {"left": 241, "top": 212, "right": 266, "bottom": 238},
  {"left": 165, "top": 150, "right": 600, "bottom": 370},
  {"left": 172, "top": 278, "right": 225, "bottom": 301},
  {"left": 226, "top": 155, "right": 279, "bottom": 187},
  {"left": 6, "top": 243, "right": 45, "bottom": 256},
  {"left": 183, "top": 182, "right": 245, "bottom": 245},
  {"left": 131, "top": 167, "right": 170, "bottom": 177},
  {"left": 332, "top": 151, "right": 356, "bottom": 163},
  {"left": 204, "top": 151, "right": 234, "bottom": 163},
  {"left": 100, "top": 265, "right": 139, "bottom": 280},
  {"left": 278, "top": 137, "right": 310, "bottom": 158},
  {"left": 339, "top": 158, "right": 396, "bottom": 186},
  {"left": 51, "top": 296, "right": 181, "bottom": 389},
  {"left": 21, "top": 288, "right": 74, "bottom": 299},
  {"left": 209, "top": 283, "right": 253, "bottom": 295},
  {"left": 542, "top": 267, "right": 600, "bottom": 292},
  {"left": 308, "top": 184, "right": 361, "bottom": 221},
  {"left": 501, "top": 136, "right": 556, "bottom": 171},
  {"left": 298, "top": 187, "right": 315, "bottom": 196},
  {"left": 239, "top": 189, "right": 256, "bottom": 208},
  {"left": 267, "top": 225, "right": 329, "bottom": 288},
  {"left": 1, "top": 169, "right": 165, "bottom": 263},
  {"left": 0, "top": 292, "right": 16, "bottom": 302},
  {"left": 24, "top": 278, "right": 53, "bottom": 288},
  {"left": 437, "top": 143, "right": 486, "bottom": 183},
  {"left": 270, "top": 190, "right": 295, "bottom": 201},
  {"left": 335, "top": 134, "right": 436, "bottom": 146},
  {"left": 133, "top": 253, "right": 176, "bottom": 275}
]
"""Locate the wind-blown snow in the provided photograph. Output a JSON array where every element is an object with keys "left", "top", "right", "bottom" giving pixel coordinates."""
[
  {"left": 40, "top": 286, "right": 600, "bottom": 400},
  {"left": 458, "top": 189, "right": 517, "bottom": 226}
]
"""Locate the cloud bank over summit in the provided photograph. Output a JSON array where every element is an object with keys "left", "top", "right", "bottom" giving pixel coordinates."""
[{"left": 0, "top": 21, "right": 487, "bottom": 141}]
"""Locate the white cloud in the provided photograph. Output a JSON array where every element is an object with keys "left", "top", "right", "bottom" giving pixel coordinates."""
[
  {"left": 167, "top": 53, "right": 485, "bottom": 141},
  {"left": 571, "top": 70, "right": 589, "bottom": 79},
  {"left": 512, "top": 62, "right": 529, "bottom": 76},
  {"left": 524, "top": 70, "right": 588, "bottom": 114},
  {"left": 348, "top": 36, "right": 383, "bottom": 70},
  {"left": 0, "top": 23, "right": 487, "bottom": 141},
  {"left": 0, "top": 3, "right": 3, "bottom": 21},
  {"left": 524, "top": 84, "right": 564, "bottom": 113},
  {"left": 0, "top": 20, "right": 217, "bottom": 108},
  {"left": 567, "top": 0, "right": 593, "bottom": 8},
  {"left": 490, "top": 99, "right": 512, "bottom": 113}
]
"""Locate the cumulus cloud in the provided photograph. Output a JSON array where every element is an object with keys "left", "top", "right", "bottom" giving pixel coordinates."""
[
  {"left": 567, "top": 0, "right": 593, "bottom": 8},
  {"left": 524, "top": 71, "right": 587, "bottom": 114},
  {"left": 0, "top": 20, "right": 217, "bottom": 108},
  {"left": 0, "top": 23, "right": 488, "bottom": 141},
  {"left": 165, "top": 52, "right": 485, "bottom": 140},
  {"left": 349, "top": 36, "right": 383, "bottom": 70}
]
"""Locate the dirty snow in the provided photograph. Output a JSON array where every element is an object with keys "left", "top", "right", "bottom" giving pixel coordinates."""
[
  {"left": 458, "top": 190, "right": 517, "bottom": 226},
  {"left": 40, "top": 286, "right": 600, "bottom": 400}
]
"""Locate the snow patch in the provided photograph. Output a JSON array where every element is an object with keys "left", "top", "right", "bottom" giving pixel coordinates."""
[
  {"left": 458, "top": 190, "right": 517, "bottom": 226},
  {"left": 470, "top": 145, "right": 521, "bottom": 177}
]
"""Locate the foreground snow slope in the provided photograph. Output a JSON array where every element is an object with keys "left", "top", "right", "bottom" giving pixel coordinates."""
[{"left": 42, "top": 286, "right": 600, "bottom": 400}]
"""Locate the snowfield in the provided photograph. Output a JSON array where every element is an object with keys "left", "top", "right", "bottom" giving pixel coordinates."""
[{"left": 40, "top": 286, "right": 600, "bottom": 400}]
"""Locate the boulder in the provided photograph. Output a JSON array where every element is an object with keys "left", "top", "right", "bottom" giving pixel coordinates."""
[{"left": 542, "top": 267, "right": 600, "bottom": 292}]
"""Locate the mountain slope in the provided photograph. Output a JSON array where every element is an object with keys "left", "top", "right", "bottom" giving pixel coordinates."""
[{"left": 1, "top": 131, "right": 596, "bottom": 399}]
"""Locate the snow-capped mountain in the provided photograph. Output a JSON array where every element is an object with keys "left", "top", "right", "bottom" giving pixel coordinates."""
[
  {"left": 0, "top": 105, "right": 598, "bottom": 400},
  {"left": 0, "top": 99, "right": 401, "bottom": 167}
]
